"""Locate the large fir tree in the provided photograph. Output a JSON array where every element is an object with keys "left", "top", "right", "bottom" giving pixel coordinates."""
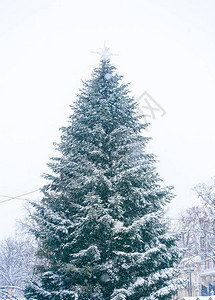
[{"left": 26, "top": 56, "right": 181, "bottom": 299}]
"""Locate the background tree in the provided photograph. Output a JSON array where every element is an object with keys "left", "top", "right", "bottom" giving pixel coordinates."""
[
  {"left": 179, "top": 205, "right": 215, "bottom": 263},
  {"left": 195, "top": 177, "right": 215, "bottom": 209},
  {"left": 25, "top": 57, "right": 181, "bottom": 299},
  {"left": 178, "top": 178, "right": 215, "bottom": 266},
  {"left": 0, "top": 237, "right": 36, "bottom": 299}
]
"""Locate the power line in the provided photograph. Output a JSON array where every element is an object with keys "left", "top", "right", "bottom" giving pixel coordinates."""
[
  {"left": 0, "top": 194, "right": 188, "bottom": 222},
  {"left": 0, "top": 189, "right": 41, "bottom": 204},
  {"left": 0, "top": 191, "right": 207, "bottom": 224},
  {"left": 0, "top": 195, "right": 34, "bottom": 201},
  {"left": 0, "top": 195, "right": 37, "bottom": 202}
]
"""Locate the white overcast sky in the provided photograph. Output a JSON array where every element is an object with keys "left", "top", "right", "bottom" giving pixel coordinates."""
[{"left": 0, "top": 0, "right": 215, "bottom": 239}]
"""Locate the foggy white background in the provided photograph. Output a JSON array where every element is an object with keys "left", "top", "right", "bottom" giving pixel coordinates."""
[{"left": 0, "top": 0, "right": 215, "bottom": 239}]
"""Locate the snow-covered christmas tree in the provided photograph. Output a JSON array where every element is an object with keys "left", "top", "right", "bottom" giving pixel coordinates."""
[{"left": 25, "top": 53, "right": 181, "bottom": 299}]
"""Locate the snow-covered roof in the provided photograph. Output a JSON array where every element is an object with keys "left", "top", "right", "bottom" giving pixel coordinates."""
[
  {"left": 182, "top": 297, "right": 215, "bottom": 300},
  {"left": 181, "top": 255, "right": 201, "bottom": 265},
  {"left": 200, "top": 269, "right": 215, "bottom": 276}
]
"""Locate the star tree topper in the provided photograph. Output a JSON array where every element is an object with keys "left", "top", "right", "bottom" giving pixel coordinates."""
[{"left": 92, "top": 42, "right": 118, "bottom": 60}]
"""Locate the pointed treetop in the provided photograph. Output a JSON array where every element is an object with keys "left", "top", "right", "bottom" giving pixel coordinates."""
[{"left": 92, "top": 42, "right": 118, "bottom": 60}]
